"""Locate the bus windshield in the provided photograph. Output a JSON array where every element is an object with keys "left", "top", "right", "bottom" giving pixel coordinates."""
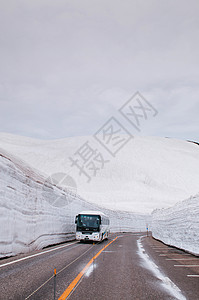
[{"left": 77, "top": 214, "right": 100, "bottom": 231}]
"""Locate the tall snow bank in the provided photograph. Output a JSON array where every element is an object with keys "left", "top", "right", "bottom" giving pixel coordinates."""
[
  {"left": 0, "top": 150, "right": 76, "bottom": 258},
  {"left": 152, "top": 195, "right": 199, "bottom": 255},
  {"left": 0, "top": 150, "right": 149, "bottom": 257}
]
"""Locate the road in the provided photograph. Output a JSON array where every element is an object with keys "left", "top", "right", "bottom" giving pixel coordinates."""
[{"left": 0, "top": 233, "right": 199, "bottom": 300}]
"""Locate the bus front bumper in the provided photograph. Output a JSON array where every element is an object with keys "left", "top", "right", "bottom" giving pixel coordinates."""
[{"left": 76, "top": 232, "right": 100, "bottom": 241}]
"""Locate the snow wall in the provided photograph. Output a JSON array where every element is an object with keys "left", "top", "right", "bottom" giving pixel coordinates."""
[
  {"left": 152, "top": 195, "right": 199, "bottom": 256},
  {"left": 0, "top": 150, "right": 150, "bottom": 258}
]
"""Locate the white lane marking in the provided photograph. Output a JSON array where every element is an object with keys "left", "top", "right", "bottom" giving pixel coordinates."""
[
  {"left": 137, "top": 236, "right": 186, "bottom": 300},
  {"left": 166, "top": 259, "right": 197, "bottom": 261},
  {"left": 174, "top": 265, "right": 199, "bottom": 267},
  {"left": 152, "top": 248, "right": 169, "bottom": 250},
  {"left": 102, "top": 251, "right": 115, "bottom": 253},
  {"left": 159, "top": 254, "right": 190, "bottom": 256},
  {"left": 156, "top": 250, "right": 181, "bottom": 252},
  {"left": 187, "top": 275, "right": 199, "bottom": 278},
  {"left": 151, "top": 247, "right": 169, "bottom": 249},
  {"left": 152, "top": 248, "right": 168, "bottom": 250},
  {"left": 0, "top": 241, "right": 78, "bottom": 269}
]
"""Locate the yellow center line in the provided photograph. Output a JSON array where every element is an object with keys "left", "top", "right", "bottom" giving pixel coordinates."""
[{"left": 58, "top": 237, "right": 118, "bottom": 300}]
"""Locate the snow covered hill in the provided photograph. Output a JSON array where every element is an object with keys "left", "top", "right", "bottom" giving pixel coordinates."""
[{"left": 0, "top": 133, "right": 199, "bottom": 214}]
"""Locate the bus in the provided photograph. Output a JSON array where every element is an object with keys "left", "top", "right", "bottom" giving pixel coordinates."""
[{"left": 75, "top": 211, "right": 110, "bottom": 242}]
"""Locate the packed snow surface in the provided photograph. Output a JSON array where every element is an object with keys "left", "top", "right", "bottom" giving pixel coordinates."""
[
  {"left": 137, "top": 236, "right": 186, "bottom": 300},
  {"left": 0, "top": 150, "right": 149, "bottom": 257},
  {"left": 152, "top": 195, "right": 199, "bottom": 255},
  {"left": 0, "top": 133, "right": 199, "bottom": 213}
]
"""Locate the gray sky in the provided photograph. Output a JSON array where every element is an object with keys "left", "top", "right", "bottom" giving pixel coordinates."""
[{"left": 0, "top": 0, "right": 199, "bottom": 141}]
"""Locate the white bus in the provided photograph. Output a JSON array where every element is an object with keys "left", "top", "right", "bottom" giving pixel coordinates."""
[{"left": 75, "top": 211, "right": 110, "bottom": 242}]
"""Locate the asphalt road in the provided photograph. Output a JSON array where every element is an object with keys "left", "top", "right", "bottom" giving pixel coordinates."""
[{"left": 0, "top": 233, "right": 198, "bottom": 300}]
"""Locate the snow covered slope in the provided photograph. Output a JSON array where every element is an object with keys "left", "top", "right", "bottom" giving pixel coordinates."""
[
  {"left": 0, "top": 133, "right": 199, "bottom": 213},
  {"left": 152, "top": 195, "right": 199, "bottom": 255},
  {"left": 0, "top": 149, "right": 149, "bottom": 257}
]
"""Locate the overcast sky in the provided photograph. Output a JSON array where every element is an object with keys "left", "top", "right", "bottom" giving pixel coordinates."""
[{"left": 0, "top": 0, "right": 199, "bottom": 141}]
